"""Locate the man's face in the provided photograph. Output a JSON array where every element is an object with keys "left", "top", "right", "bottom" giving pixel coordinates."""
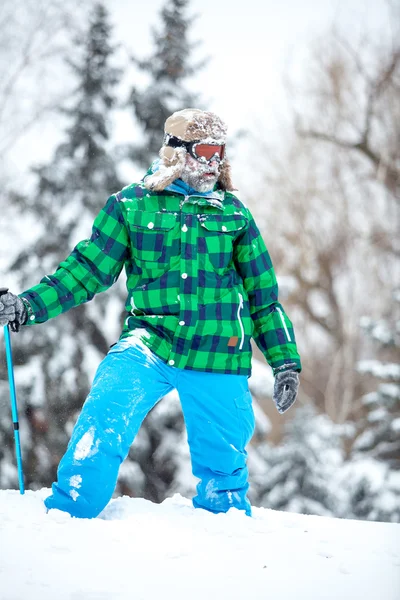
[{"left": 180, "top": 154, "right": 221, "bottom": 193}]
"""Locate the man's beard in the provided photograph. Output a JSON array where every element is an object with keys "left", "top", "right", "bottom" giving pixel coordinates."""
[{"left": 180, "top": 161, "right": 220, "bottom": 192}]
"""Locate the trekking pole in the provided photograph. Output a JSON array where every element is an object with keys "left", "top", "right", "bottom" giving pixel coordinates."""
[{"left": 0, "top": 288, "right": 25, "bottom": 494}]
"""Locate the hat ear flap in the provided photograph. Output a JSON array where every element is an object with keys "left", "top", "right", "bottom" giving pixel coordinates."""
[
  {"left": 218, "top": 159, "right": 235, "bottom": 191},
  {"left": 144, "top": 147, "right": 186, "bottom": 191}
]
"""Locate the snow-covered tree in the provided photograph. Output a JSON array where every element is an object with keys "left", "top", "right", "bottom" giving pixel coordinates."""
[
  {"left": 253, "top": 405, "right": 346, "bottom": 517},
  {"left": 0, "top": 2, "right": 123, "bottom": 490},
  {"left": 127, "top": 0, "right": 205, "bottom": 167},
  {"left": 341, "top": 293, "right": 400, "bottom": 523}
]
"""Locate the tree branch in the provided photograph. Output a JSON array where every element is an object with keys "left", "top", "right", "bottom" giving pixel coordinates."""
[{"left": 297, "top": 126, "right": 400, "bottom": 197}]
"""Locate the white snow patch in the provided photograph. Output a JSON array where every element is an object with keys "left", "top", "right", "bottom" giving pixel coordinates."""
[
  {"left": 205, "top": 479, "right": 218, "bottom": 500},
  {"left": 129, "top": 328, "right": 151, "bottom": 340},
  {"left": 122, "top": 334, "right": 160, "bottom": 367},
  {"left": 69, "top": 475, "right": 82, "bottom": 489},
  {"left": 73, "top": 427, "right": 97, "bottom": 461},
  {"left": 69, "top": 474, "right": 82, "bottom": 502}
]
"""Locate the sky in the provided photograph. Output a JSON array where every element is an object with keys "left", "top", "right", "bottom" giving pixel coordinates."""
[{"left": 1, "top": 488, "right": 399, "bottom": 600}]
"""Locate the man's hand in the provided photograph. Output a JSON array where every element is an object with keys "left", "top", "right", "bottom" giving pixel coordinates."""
[
  {"left": 273, "top": 370, "right": 299, "bottom": 414},
  {"left": 0, "top": 291, "right": 27, "bottom": 332}
]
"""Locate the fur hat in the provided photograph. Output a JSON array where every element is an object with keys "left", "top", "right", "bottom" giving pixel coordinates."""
[{"left": 144, "top": 108, "right": 235, "bottom": 192}]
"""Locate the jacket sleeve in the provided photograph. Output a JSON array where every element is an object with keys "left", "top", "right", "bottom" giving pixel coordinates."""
[
  {"left": 20, "top": 194, "right": 129, "bottom": 325},
  {"left": 234, "top": 207, "right": 302, "bottom": 374}
]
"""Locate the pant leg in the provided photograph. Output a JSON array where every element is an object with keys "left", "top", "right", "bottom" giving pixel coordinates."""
[
  {"left": 44, "top": 340, "right": 174, "bottom": 518},
  {"left": 177, "top": 370, "right": 255, "bottom": 516}
]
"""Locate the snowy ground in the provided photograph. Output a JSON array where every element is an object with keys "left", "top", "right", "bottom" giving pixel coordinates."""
[{"left": 0, "top": 490, "right": 399, "bottom": 600}]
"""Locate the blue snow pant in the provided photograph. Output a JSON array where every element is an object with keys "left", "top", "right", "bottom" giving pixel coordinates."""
[{"left": 44, "top": 339, "right": 255, "bottom": 518}]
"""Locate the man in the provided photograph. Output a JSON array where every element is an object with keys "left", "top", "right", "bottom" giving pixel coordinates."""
[{"left": 0, "top": 109, "right": 301, "bottom": 518}]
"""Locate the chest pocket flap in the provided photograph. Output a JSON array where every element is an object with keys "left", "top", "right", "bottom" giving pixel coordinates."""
[
  {"left": 199, "top": 213, "right": 247, "bottom": 234},
  {"left": 199, "top": 213, "right": 248, "bottom": 272},
  {"left": 130, "top": 211, "right": 177, "bottom": 231}
]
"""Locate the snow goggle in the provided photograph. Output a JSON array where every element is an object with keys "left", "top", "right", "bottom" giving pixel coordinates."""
[{"left": 165, "top": 134, "right": 226, "bottom": 163}]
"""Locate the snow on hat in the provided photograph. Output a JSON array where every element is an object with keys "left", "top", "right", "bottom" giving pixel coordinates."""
[{"left": 144, "top": 108, "right": 235, "bottom": 192}]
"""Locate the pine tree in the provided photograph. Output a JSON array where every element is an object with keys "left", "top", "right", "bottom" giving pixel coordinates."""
[
  {"left": 0, "top": 2, "right": 123, "bottom": 490},
  {"left": 342, "top": 293, "right": 400, "bottom": 522},
  {"left": 128, "top": 0, "right": 205, "bottom": 167},
  {"left": 254, "top": 405, "right": 346, "bottom": 517}
]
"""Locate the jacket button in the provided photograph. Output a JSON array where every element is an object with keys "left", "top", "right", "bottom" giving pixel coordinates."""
[
  {"left": 147, "top": 222, "right": 154, "bottom": 229},
  {"left": 181, "top": 225, "right": 188, "bottom": 232},
  {"left": 168, "top": 359, "right": 175, "bottom": 366},
  {"left": 179, "top": 320, "right": 185, "bottom": 326},
  {"left": 181, "top": 273, "right": 188, "bottom": 279}
]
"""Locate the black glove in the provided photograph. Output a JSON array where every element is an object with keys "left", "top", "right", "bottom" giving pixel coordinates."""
[
  {"left": 273, "top": 370, "right": 299, "bottom": 414},
  {"left": 0, "top": 290, "right": 27, "bottom": 332}
]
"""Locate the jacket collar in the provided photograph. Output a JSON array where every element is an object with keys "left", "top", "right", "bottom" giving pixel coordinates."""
[
  {"left": 145, "top": 161, "right": 225, "bottom": 211},
  {"left": 165, "top": 179, "right": 225, "bottom": 211}
]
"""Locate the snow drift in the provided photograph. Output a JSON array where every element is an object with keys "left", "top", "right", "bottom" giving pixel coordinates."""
[{"left": 0, "top": 489, "right": 399, "bottom": 600}]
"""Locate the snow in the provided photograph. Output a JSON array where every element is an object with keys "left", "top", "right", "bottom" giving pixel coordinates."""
[
  {"left": 69, "top": 475, "right": 82, "bottom": 502},
  {"left": 73, "top": 427, "right": 97, "bottom": 461},
  {"left": 248, "top": 358, "right": 274, "bottom": 398},
  {"left": 358, "top": 359, "right": 400, "bottom": 381},
  {"left": 0, "top": 489, "right": 399, "bottom": 600},
  {"left": 119, "top": 335, "right": 162, "bottom": 367},
  {"left": 359, "top": 318, "right": 394, "bottom": 346},
  {"left": 392, "top": 418, "right": 400, "bottom": 432}
]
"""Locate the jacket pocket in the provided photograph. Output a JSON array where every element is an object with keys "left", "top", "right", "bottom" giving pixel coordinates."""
[
  {"left": 128, "top": 211, "right": 177, "bottom": 264},
  {"left": 233, "top": 389, "right": 255, "bottom": 446},
  {"left": 199, "top": 214, "right": 247, "bottom": 271}
]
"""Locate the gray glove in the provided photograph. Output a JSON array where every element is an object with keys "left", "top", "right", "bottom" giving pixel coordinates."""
[
  {"left": 273, "top": 370, "right": 299, "bottom": 414},
  {"left": 0, "top": 291, "right": 27, "bottom": 332}
]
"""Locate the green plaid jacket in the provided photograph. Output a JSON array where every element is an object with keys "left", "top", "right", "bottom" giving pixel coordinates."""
[{"left": 20, "top": 182, "right": 301, "bottom": 376}]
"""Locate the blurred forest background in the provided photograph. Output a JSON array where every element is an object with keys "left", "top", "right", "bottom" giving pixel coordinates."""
[{"left": 0, "top": 0, "right": 399, "bottom": 522}]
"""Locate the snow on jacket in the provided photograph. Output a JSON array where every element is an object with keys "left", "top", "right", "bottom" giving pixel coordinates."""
[{"left": 20, "top": 176, "right": 302, "bottom": 376}]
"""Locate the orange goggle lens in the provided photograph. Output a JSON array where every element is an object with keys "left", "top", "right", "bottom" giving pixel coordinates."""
[{"left": 193, "top": 143, "right": 225, "bottom": 161}]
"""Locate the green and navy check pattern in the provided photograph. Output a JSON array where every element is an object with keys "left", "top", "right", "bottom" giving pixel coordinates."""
[{"left": 21, "top": 182, "right": 301, "bottom": 376}]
